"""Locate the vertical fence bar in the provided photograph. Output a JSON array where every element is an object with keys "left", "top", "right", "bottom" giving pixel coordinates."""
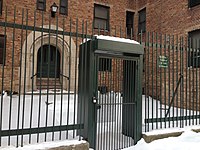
[
  {"left": 144, "top": 32, "right": 148, "bottom": 132},
  {"left": 73, "top": 18, "right": 78, "bottom": 138},
  {"left": 111, "top": 58, "right": 115, "bottom": 150},
  {"left": 185, "top": 37, "right": 188, "bottom": 126},
  {"left": 164, "top": 34, "right": 167, "bottom": 128},
  {"left": 97, "top": 57, "right": 101, "bottom": 150},
  {"left": 16, "top": 8, "right": 24, "bottom": 147},
  {"left": 172, "top": 35, "right": 175, "bottom": 127},
  {"left": 116, "top": 59, "right": 120, "bottom": 149},
  {"left": 118, "top": 59, "right": 122, "bottom": 149},
  {"left": 195, "top": 38, "right": 198, "bottom": 125},
  {"left": 168, "top": 35, "right": 171, "bottom": 128},
  {"left": 109, "top": 58, "right": 112, "bottom": 149},
  {"left": 159, "top": 33, "right": 163, "bottom": 128},
  {"left": 8, "top": 6, "right": 16, "bottom": 146},
  {"left": 66, "top": 18, "right": 72, "bottom": 139},
  {"left": 59, "top": 17, "right": 65, "bottom": 140},
  {"left": 199, "top": 39, "right": 200, "bottom": 124},
  {"left": 29, "top": 10, "right": 36, "bottom": 144},
  {"left": 199, "top": 39, "right": 200, "bottom": 125},
  {"left": 79, "top": 20, "right": 84, "bottom": 141},
  {"left": 52, "top": 15, "right": 59, "bottom": 141},
  {"left": 147, "top": 32, "right": 150, "bottom": 131},
  {"left": 176, "top": 35, "right": 179, "bottom": 127},
  {"left": 44, "top": 14, "right": 51, "bottom": 142},
  {"left": 37, "top": 11, "right": 44, "bottom": 143},
  {"left": 189, "top": 38, "right": 191, "bottom": 126},
  {"left": 155, "top": 32, "right": 158, "bottom": 129},
  {"left": 181, "top": 37, "right": 184, "bottom": 128},
  {"left": 179, "top": 36, "right": 182, "bottom": 127},
  {"left": 192, "top": 38, "right": 195, "bottom": 125},
  {"left": 151, "top": 32, "right": 154, "bottom": 130},
  {"left": 113, "top": 59, "right": 117, "bottom": 150},
  {"left": 21, "top": 9, "right": 29, "bottom": 147},
  {"left": 0, "top": 6, "right": 7, "bottom": 147}
]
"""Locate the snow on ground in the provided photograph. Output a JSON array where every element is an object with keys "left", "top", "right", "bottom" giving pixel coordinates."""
[
  {"left": 0, "top": 91, "right": 200, "bottom": 149},
  {"left": 123, "top": 126, "right": 200, "bottom": 150},
  {"left": 142, "top": 95, "right": 200, "bottom": 131},
  {"left": 0, "top": 140, "right": 86, "bottom": 150},
  {"left": 0, "top": 90, "right": 78, "bottom": 147}
]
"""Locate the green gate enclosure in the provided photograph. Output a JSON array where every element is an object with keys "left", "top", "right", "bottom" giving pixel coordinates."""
[{"left": 78, "top": 36, "right": 144, "bottom": 149}]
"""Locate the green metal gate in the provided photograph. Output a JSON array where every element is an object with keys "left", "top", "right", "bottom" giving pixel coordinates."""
[{"left": 78, "top": 37, "right": 144, "bottom": 150}]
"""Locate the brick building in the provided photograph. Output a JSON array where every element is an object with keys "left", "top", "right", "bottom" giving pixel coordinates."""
[{"left": 0, "top": 0, "right": 200, "bottom": 93}]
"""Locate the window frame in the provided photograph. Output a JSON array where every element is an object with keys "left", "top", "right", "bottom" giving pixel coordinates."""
[
  {"left": 189, "top": 0, "right": 200, "bottom": 8},
  {"left": 188, "top": 29, "right": 200, "bottom": 68},
  {"left": 138, "top": 8, "right": 146, "bottom": 34},
  {"left": 60, "top": 0, "right": 68, "bottom": 15},
  {"left": 126, "top": 11, "right": 134, "bottom": 38},
  {"left": 0, "top": 0, "right": 3, "bottom": 15},
  {"left": 94, "top": 4, "right": 110, "bottom": 31},
  {"left": 0, "top": 34, "right": 6, "bottom": 65},
  {"left": 36, "top": 0, "right": 46, "bottom": 11}
]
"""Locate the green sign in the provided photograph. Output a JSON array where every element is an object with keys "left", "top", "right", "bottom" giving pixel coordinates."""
[{"left": 158, "top": 56, "right": 168, "bottom": 68}]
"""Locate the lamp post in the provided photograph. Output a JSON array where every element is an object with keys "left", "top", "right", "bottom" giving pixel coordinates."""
[{"left": 51, "top": 2, "right": 58, "bottom": 18}]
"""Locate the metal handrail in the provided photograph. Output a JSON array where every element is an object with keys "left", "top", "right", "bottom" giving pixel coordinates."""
[
  {"left": 60, "top": 73, "right": 69, "bottom": 80},
  {"left": 30, "top": 73, "right": 37, "bottom": 79}
]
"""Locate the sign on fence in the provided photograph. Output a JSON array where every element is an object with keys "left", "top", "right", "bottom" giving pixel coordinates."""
[{"left": 158, "top": 56, "right": 168, "bottom": 68}]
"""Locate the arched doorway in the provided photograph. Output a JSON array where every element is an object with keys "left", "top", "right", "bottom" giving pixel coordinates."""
[{"left": 37, "top": 45, "right": 60, "bottom": 78}]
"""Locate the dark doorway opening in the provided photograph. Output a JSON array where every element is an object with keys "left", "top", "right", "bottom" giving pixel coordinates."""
[{"left": 37, "top": 45, "right": 60, "bottom": 78}]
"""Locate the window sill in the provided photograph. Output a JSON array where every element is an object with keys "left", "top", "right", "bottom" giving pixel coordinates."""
[
  {"left": 188, "top": 4, "right": 200, "bottom": 9},
  {"left": 93, "top": 28, "right": 109, "bottom": 32}
]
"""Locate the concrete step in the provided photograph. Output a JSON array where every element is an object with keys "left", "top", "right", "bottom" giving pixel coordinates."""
[{"left": 36, "top": 78, "right": 62, "bottom": 89}]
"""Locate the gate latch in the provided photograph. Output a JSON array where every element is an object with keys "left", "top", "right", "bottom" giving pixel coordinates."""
[{"left": 92, "top": 97, "right": 98, "bottom": 104}]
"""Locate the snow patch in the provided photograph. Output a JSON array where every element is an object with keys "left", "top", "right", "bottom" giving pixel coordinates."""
[
  {"left": 95, "top": 35, "right": 140, "bottom": 44},
  {"left": 0, "top": 140, "right": 87, "bottom": 150}
]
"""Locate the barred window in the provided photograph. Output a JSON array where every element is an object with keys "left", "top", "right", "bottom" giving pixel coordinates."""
[
  {"left": 37, "top": 0, "right": 46, "bottom": 11},
  {"left": 138, "top": 8, "right": 146, "bottom": 33},
  {"left": 0, "top": 35, "right": 6, "bottom": 65},
  {"left": 94, "top": 4, "right": 110, "bottom": 30},
  {"left": 60, "top": 0, "right": 68, "bottom": 15},
  {"left": 189, "top": 0, "right": 200, "bottom": 7}
]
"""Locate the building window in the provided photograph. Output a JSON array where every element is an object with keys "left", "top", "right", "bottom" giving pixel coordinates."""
[
  {"left": 188, "top": 29, "right": 200, "bottom": 68},
  {"left": 138, "top": 8, "right": 146, "bottom": 33},
  {"left": 126, "top": 11, "right": 134, "bottom": 38},
  {"left": 37, "top": 0, "right": 46, "bottom": 11},
  {"left": 99, "top": 58, "right": 112, "bottom": 72},
  {"left": 0, "top": 0, "right": 3, "bottom": 15},
  {"left": 0, "top": 35, "right": 6, "bottom": 65},
  {"left": 94, "top": 4, "right": 110, "bottom": 30},
  {"left": 60, "top": 0, "right": 68, "bottom": 15},
  {"left": 189, "top": 0, "right": 200, "bottom": 7}
]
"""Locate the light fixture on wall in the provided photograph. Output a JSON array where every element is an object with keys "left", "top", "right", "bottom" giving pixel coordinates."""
[{"left": 51, "top": 2, "right": 58, "bottom": 18}]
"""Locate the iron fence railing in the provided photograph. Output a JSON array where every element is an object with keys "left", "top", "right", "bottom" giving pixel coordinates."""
[
  {"left": 141, "top": 32, "right": 200, "bottom": 132},
  {"left": 0, "top": 5, "right": 200, "bottom": 150}
]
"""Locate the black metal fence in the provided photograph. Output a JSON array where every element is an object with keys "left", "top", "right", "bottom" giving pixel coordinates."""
[
  {"left": 142, "top": 32, "right": 200, "bottom": 132},
  {"left": 1, "top": 6, "right": 200, "bottom": 150},
  {"left": 0, "top": 6, "right": 141, "bottom": 150},
  {"left": 0, "top": 7, "right": 92, "bottom": 148}
]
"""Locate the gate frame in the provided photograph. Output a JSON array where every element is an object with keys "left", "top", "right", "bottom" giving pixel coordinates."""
[{"left": 78, "top": 36, "right": 144, "bottom": 149}]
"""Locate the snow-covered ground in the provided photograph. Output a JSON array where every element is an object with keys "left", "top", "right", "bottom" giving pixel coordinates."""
[
  {"left": 0, "top": 90, "right": 78, "bottom": 147},
  {"left": 0, "top": 91, "right": 199, "bottom": 149},
  {"left": 123, "top": 126, "right": 200, "bottom": 150}
]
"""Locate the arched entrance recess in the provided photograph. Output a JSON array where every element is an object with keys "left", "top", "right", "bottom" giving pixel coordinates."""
[{"left": 20, "top": 25, "right": 77, "bottom": 92}]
